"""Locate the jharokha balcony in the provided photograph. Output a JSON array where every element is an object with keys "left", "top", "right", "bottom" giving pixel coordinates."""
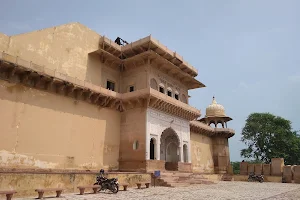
[
  {"left": 190, "top": 120, "right": 235, "bottom": 138},
  {"left": 0, "top": 52, "right": 201, "bottom": 121}
]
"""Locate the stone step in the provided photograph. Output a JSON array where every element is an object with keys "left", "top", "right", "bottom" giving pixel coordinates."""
[{"left": 156, "top": 172, "right": 217, "bottom": 187}]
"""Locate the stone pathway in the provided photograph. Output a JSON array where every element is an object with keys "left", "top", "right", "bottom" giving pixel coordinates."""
[{"left": 17, "top": 181, "right": 300, "bottom": 200}]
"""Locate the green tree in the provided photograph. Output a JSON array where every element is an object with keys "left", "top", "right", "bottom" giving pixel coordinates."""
[
  {"left": 231, "top": 162, "right": 240, "bottom": 174},
  {"left": 240, "top": 113, "right": 300, "bottom": 165}
]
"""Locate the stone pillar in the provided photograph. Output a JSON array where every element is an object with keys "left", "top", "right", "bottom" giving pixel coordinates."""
[
  {"left": 271, "top": 158, "right": 284, "bottom": 176},
  {"left": 156, "top": 139, "right": 160, "bottom": 160},
  {"left": 179, "top": 144, "right": 184, "bottom": 162},
  {"left": 145, "top": 113, "right": 150, "bottom": 160},
  {"left": 188, "top": 142, "right": 191, "bottom": 163}
]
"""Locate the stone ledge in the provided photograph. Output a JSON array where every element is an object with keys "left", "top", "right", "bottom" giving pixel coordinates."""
[{"left": 0, "top": 167, "right": 151, "bottom": 174}]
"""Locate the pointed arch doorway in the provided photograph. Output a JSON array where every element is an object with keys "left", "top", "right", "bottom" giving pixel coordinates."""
[{"left": 160, "top": 127, "right": 180, "bottom": 171}]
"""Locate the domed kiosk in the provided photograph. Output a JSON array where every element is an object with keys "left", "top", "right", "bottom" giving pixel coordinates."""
[{"left": 199, "top": 96, "right": 232, "bottom": 128}]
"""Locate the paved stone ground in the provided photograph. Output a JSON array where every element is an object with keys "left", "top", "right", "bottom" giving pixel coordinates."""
[{"left": 17, "top": 181, "right": 300, "bottom": 200}]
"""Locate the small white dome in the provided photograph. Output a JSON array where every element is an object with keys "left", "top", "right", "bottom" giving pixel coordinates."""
[{"left": 205, "top": 97, "right": 226, "bottom": 117}]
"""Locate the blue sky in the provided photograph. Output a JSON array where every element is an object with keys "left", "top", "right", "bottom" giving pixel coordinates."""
[{"left": 1, "top": 0, "right": 299, "bottom": 161}]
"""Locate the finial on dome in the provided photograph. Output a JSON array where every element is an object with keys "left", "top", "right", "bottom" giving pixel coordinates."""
[{"left": 212, "top": 96, "right": 217, "bottom": 104}]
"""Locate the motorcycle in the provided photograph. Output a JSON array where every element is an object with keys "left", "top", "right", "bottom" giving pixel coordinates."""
[
  {"left": 248, "top": 172, "right": 264, "bottom": 183},
  {"left": 94, "top": 173, "right": 119, "bottom": 193}
]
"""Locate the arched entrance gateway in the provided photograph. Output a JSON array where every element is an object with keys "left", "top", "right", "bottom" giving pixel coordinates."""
[{"left": 160, "top": 127, "right": 180, "bottom": 171}]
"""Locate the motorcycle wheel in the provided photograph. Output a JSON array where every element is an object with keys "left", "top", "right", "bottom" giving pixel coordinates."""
[
  {"left": 111, "top": 184, "right": 119, "bottom": 194},
  {"left": 259, "top": 179, "right": 264, "bottom": 183}
]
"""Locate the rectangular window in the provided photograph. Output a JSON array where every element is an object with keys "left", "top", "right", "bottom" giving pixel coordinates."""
[
  {"left": 175, "top": 93, "right": 179, "bottom": 100},
  {"left": 167, "top": 90, "right": 172, "bottom": 97},
  {"left": 107, "top": 80, "right": 115, "bottom": 91},
  {"left": 129, "top": 86, "right": 134, "bottom": 92},
  {"left": 159, "top": 87, "right": 164, "bottom": 94}
]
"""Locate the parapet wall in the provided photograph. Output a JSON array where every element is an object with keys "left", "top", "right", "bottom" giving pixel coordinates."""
[{"left": 239, "top": 158, "right": 299, "bottom": 183}]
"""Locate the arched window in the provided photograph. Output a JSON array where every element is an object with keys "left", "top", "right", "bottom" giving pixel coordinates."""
[
  {"left": 167, "top": 87, "right": 172, "bottom": 97},
  {"left": 209, "top": 121, "right": 216, "bottom": 127},
  {"left": 159, "top": 83, "right": 165, "bottom": 94},
  {"left": 174, "top": 91, "right": 179, "bottom": 100},
  {"left": 150, "top": 78, "right": 158, "bottom": 90},
  {"left": 217, "top": 121, "right": 224, "bottom": 128}
]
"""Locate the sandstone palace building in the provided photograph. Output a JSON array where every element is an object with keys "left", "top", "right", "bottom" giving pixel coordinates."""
[{"left": 0, "top": 22, "right": 235, "bottom": 174}]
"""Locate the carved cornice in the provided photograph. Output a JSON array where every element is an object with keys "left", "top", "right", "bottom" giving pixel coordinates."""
[
  {"left": 0, "top": 52, "right": 123, "bottom": 111},
  {"left": 97, "top": 35, "right": 198, "bottom": 77},
  {"left": 0, "top": 52, "right": 200, "bottom": 121},
  {"left": 89, "top": 49, "right": 205, "bottom": 90}
]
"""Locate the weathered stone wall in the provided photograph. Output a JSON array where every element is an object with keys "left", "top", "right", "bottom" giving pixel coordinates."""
[
  {"left": 120, "top": 66, "right": 148, "bottom": 93},
  {"left": 0, "top": 79, "right": 120, "bottom": 170},
  {"left": 212, "top": 137, "right": 230, "bottom": 173},
  {"left": 3, "top": 22, "right": 119, "bottom": 88},
  {"left": 238, "top": 158, "right": 300, "bottom": 184},
  {"left": 190, "top": 132, "right": 214, "bottom": 173},
  {"left": 119, "top": 107, "right": 147, "bottom": 172},
  {"left": 271, "top": 158, "right": 284, "bottom": 176},
  {"left": 240, "top": 162, "right": 248, "bottom": 175},
  {"left": 263, "top": 164, "right": 271, "bottom": 175},
  {"left": 283, "top": 165, "right": 293, "bottom": 183},
  {"left": 233, "top": 175, "right": 282, "bottom": 182},
  {"left": 0, "top": 171, "right": 151, "bottom": 198},
  {"left": 0, "top": 32, "right": 9, "bottom": 52},
  {"left": 294, "top": 165, "right": 300, "bottom": 183}
]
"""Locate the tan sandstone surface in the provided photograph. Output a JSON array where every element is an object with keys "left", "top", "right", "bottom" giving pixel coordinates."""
[{"left": 12, "top": 181, "right": 300, "bottom": 200}]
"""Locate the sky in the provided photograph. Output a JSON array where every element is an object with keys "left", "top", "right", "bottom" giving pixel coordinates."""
[{"left": 0, "top": 0, "right": 299, "bottom": 161}]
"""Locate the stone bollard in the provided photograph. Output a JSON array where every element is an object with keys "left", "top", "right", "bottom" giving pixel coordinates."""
[
  {"left": 271, "top": 158, "right": 284, "bottom": 176},
  {"left": 240, "top": 162, "right": 248, "bottom": 175},
  {"left": 283, "top": 165, "right": 293, "bottom": 183},
  {"left": 255, "top": 164, "right": 263, "bottom": 175},
  {"left": 263, "top": 164, "right": 271, "bottom": 175}
]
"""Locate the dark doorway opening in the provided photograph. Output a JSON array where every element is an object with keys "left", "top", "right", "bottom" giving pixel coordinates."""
[{"left": 150, "top": 138, "right": 155, "bottom": 160}]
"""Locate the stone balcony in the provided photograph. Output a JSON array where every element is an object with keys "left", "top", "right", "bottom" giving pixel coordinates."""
[
  {"left": 190, "top": 120, "right": 235, "bottom": 138},
  {"left": 122, "top": 88, "right": 201, "bottom": 121}
]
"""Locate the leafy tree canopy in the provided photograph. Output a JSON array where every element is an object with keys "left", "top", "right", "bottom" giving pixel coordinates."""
[{"left": 241, "top": 112, "right": 300, "bottom": 165}]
